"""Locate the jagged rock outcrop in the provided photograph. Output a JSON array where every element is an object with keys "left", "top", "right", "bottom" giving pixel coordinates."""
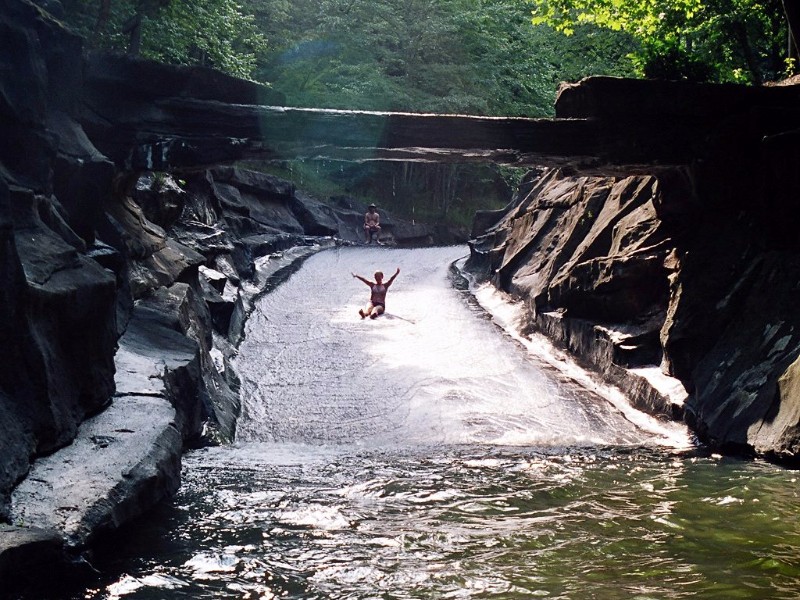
[
  {"left": 469, "top": 78, "right": 800, "bottom": 461},
  {"left": 468, "top": 170, "right": 687, "bottom": 419},
  {"left": 0, "top": 0, "right": 118, "bottom": 525}
]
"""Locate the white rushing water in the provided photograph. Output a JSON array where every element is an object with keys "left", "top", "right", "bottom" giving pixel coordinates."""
[{"left": 234, "top": 245, "right": 687, "bottom": 449}]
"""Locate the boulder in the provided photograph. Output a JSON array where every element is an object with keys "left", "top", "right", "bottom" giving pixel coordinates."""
[
  {"left": 198, "top": 267, "right": 236, "bottom": 335},
  {"left": 9, "top": 395, "right": 182, "bottom": 548},
  {"left": 131, "top": 172, "right": 187, "bottom": 229},
  {"left": 291, "top": 190, "right": 340, "bottom": 237},
  {"left": 199, "top": 265, "right": 228, "bottom": 293}
]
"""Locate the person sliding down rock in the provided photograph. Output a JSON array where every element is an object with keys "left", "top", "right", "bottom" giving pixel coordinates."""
[{"left": 352, "top": 268, "right": 400, "bottom": 319}]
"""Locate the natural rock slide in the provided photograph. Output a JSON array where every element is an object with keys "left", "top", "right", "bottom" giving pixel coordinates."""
[{"left": 3, "top": 0, "right": 800, "bottom": 591}]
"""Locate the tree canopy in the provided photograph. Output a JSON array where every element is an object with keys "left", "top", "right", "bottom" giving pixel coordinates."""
[
  {"left": 529, "top": 0, "right": 794, "bottom": 83},
  {"left": 60, "top": 0, "right": 267, "bottom": 79},
  {"left": 58, "top": 0, "right": 797, "bottom": 110},
  {"left": 249, "top": 0, "right": 641, "bottom": 116},
  {"left": 58, "top": 0, "right": 639, "bottom": 117}
]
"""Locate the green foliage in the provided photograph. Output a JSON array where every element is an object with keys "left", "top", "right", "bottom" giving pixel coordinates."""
[
  {"left": 529, "top": 0, "right": 790, "bottom": 83},
  {"left": 535, "top": 24, "right": 640, "bottom": 83},
  {"left": 497, "top": 165, "right": 529, "bottom": 193},
  {"left": 59, "top": 0, "right": 267, "bottom": 79},
  {"left": 530, "top": 0, "right": 705, "bottom": 36},
  {"left": 60, "top": 0, "right": 792, "bottom": 110},
  {"left": 249, "top": 0, "right": 637, "bottom": 116},
  {"left": 141, "top": 0, "right": 267, "bottom": 79},
  {"left": 151, "top": 171, "right": 167, "bottom": 190},
  {"left": 60, "top": 0, "right": 137, "bottom": 50},
  {"left": 634, "top": 42, "right": 716, "bottom": 82},
  {"left": 59, "top": 0, "right": 642, "bottom": 114}
]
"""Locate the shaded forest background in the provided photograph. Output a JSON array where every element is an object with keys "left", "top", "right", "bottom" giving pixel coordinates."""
[{"left": 55, "top": 0, "right": 796, "bottom": 227}]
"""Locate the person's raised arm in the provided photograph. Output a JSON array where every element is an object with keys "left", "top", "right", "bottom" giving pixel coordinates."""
[
  {"left": 385, "top": 267, "right": 400, "bottom": 287},
  {"left": 351, "top": 272, "right": 372, "bottom": 286}
]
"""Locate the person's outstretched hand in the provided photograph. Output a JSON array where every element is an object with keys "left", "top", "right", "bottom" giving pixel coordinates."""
[{"left": 395, "top": 268, "right": 400, "bottom": 275}]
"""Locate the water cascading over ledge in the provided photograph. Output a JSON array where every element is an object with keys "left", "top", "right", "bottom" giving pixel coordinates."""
[{"left": 77, "top": 38, "right": 800, "bottom": 465}]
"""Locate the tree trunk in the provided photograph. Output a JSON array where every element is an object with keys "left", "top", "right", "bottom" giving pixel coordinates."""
[
  {"left": 733, "top": 20, "right": 762, "bottom": 84},
  {"left": 784, "top": 0, "right": 800, "bottom": 62},
  {"left": 93, "top": 0, "right": 111, "bottom": 45},
  {"left": 125, "top": 13, "right": 143, "bottom": 55}
]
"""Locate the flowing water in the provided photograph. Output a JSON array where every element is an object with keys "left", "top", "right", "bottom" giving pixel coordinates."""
[{"left": 79, "top": 246, "right": 800, "bottom": 600}]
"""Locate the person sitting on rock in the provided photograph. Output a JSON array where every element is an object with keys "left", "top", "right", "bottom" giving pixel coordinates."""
[
  {"left": 352, "top": 268, "right": 400, "bottom": 319},
  {"left": 363, "top": 203, "right": 381, "bottom": 243}
]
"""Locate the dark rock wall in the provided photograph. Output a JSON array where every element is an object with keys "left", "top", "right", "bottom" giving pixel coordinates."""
[
  {"left": 0, "top": 0, "right": 118, "bottom": 521},
  {"left": 468, "top": 171, "right": 686, "bottom": 418},
  {"left": 469, "top": 84, "right": 800, "bottom": 460},
  {"left": 0, "top": 180, "right": 39, "bottom": 522}
]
